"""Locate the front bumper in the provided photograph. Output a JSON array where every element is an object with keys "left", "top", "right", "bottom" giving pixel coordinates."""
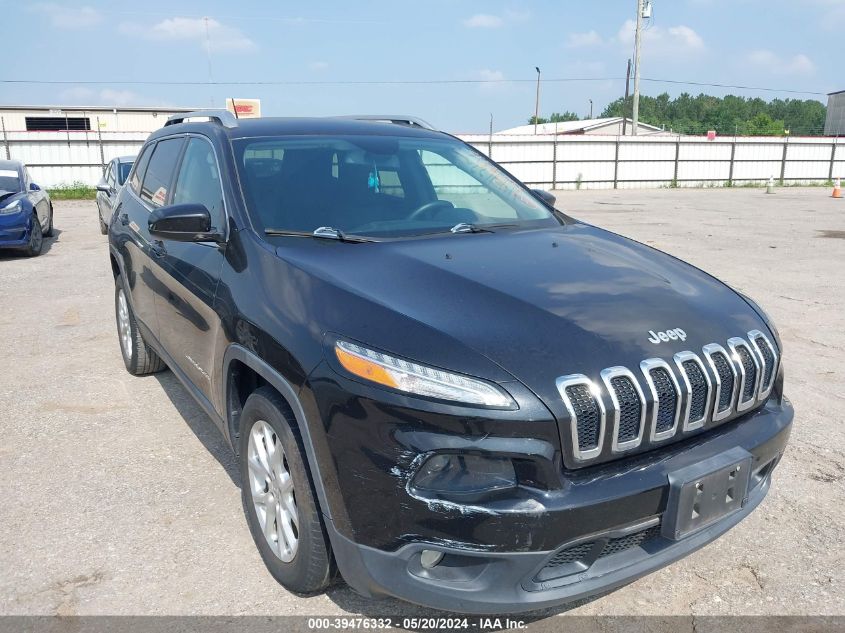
[
  {"left": 323, "top": 395, "right": 792, "bottom": 614},
  {"left": 0, "top": 211, "right": 31, "bottom": 248}
]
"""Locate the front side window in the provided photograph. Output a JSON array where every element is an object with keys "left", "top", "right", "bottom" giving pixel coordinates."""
[
  {"left": 172, "top": 138, "right": 225, "bottom": 229},
  {"left": 117, "top": 161, "right": 133, "bottom": 185},
  {"left": 233, "top": 135, "right": 556, "bottom": 238},
  {"left": 140, "top": 137, "right": 184, "bottom": 207},
  {"left": 130, "top": 144, "right": 153, "bottom": 195},
  {"left": 105, "top": 161, "right": 115, "bottom": 186}
]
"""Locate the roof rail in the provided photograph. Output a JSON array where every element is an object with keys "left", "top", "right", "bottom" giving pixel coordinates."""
[
  {"left": 165, "top": 109, "right": 239, "bottom": 129},
  {"left": 337, "top": 115, "right": 436, "bottom": 131}
]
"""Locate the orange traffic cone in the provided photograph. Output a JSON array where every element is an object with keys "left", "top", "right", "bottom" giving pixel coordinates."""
[{"left": 833, "top": 178, "right": 842, "bottom": 199}]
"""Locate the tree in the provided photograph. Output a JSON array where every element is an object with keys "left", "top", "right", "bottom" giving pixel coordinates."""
[
  {"left": 599, "top": 92, "right": 825, "bottom": 136},
  {"left": 528, "top": 111, "right": 580, "bottom": 125}
]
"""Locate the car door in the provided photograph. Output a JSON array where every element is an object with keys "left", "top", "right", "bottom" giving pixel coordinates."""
[
  {"left": 117, "top": 136, "right": 185, "bottom": 341},
  {"left": 152, "top": 135, "right": 227, "bottom": 399},
  {"left": 97, "top": 160, "right": 116, "bottom": 223},
  {"left": 24, "top": 167, "right": 49, "bottom": 226}
]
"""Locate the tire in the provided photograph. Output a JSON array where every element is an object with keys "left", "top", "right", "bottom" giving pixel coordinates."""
[
  {"left": 239, "top": 387, "right": 333, "bottom": 594},
  {"left": 22, "top": 215, "right": 43, "bottom": 257},
  {"left": 43, "top": 205, "right": 54, "bottom": 237},
  {"left": 114, "top": 275, "right": 166, "bottom": 375}
]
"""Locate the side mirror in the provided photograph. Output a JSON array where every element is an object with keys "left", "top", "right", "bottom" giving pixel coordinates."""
[
  {"left": 29, "top": 182, "right": 41, "bottom": 191},
  {"left": 96, "top": 183, "right": 111, "bottom": 193},
  {"left": 531, "top": 189, "right": 556, "bottom": 207},
  {"left": 148, "top": 203, "right": 223, "bottom": 243}
]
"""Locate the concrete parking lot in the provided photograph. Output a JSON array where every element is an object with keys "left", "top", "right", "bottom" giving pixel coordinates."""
[{"left": 0, "top": 188, "right": 843, "bottom": 619}]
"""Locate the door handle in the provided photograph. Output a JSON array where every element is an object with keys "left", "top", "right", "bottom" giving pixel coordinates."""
[
  {"left": 150, "top": 240, "right": 166, "bottom": 258},
  {"left": 118, "top": 213, "right": 129, "bottom": 226}
]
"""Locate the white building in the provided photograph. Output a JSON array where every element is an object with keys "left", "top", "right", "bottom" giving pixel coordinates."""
[
  {"left": 0, "top": 105, "right": 196, "bottom": 133},
  {"left": 496, "top": 117, "right": 669, "bottom": 136}
]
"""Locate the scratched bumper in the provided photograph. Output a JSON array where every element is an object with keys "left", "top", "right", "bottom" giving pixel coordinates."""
[{"left": 309, "top": 359, "right": 792, "bottom": 613}]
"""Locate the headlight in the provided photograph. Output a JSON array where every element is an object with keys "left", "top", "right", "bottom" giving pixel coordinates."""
[
  {"left": 0, "top": 200, "right": 22, "bottom": 215},
  {"left": 334, "top": 339, "right": 515, "bottom": 408}
]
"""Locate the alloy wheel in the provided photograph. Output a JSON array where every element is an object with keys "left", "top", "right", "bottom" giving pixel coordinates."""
[
  {"left": 247, "top": 420, "right": 299, "bottom": 562},
  {"left": 117, "top": 288, "right": 133, "bottom": 361}
]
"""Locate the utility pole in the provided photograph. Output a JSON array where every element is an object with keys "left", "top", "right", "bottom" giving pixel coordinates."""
[
  {"left": 204, "top": 16, "right": 214, "bottom": 107},
  {"left": 589, "top": 99, "right": 593, "bottom": 119},
  {"left": 534, "top": 67, "right": 541, "bottom": 134},
  {"left": 622, "top": 59, "right": 631, "bottom": 136},
  {"left": 632, "top": 0, "right": 643, "bottom": 136}
]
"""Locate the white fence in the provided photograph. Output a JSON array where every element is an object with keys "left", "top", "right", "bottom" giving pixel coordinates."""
[
  {"left": 461, "top": 134, "right": 845, "bottom": 190},
  {"left": 2, "top": 126, "right": 844, "bottom": 190}
]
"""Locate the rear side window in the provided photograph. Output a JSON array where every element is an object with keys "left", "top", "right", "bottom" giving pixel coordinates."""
[
  {"left": 140, "top": 138, "right": 184, "bottom": 207},
  {"left": 172, "top": 138, "right": 225, "bottom": 229},
  {"left": 130, "top": 144, "right": 153, "bottom": 195}
]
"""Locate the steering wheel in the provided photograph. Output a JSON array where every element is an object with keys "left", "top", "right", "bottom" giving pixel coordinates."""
[{"left": 406, "top": 200, "right": 454, "bottom": 221}]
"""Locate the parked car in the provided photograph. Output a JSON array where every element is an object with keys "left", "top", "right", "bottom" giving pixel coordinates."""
[
  {"left": 96, "top": 155, "right": 135, "bottom": 234},
  {"left": 108, "top": 111, "right": 792, "bottom": 614},
  {"left": 0, "top": 159, "right": 53, "bottom": 256}
]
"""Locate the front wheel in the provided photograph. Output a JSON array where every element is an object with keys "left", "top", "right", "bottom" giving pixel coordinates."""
[
  {"left": 22, "top": 216, "right": 43, "bottom": 257},
  {"left": 114, "top": 276, "right": 166, "bottom": 375},
  {"left": 239, "top": 387, "right": 333, "bottom": 594},
  {"left": 43, "top": 205, "right": 54, "bottom": 237}
]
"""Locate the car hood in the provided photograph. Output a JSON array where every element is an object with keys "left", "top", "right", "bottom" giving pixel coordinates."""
[{"left": 278, "top": 222, "right": 768, "bottom": 414}]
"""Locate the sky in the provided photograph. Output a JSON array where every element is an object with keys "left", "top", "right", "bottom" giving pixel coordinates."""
[{"left": 2, "top": 0, "right": 842, "bottom": 132}]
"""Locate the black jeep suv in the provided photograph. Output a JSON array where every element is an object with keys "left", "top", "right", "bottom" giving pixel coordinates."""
[{"left": 108, "top": 111, "right": 792, "bottom": 614}]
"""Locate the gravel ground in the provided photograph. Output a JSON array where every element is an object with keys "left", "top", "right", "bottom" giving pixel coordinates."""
[{"left": 0, "top": 189, "right": 843, "bottom": 620}]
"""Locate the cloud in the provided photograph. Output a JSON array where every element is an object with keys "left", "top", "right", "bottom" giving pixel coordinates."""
[
  {"left": 747, "top": 50, "right": 816, "bottom": 75},
  {"left": 463, "top": 10, "right": 530, "bottom": 29},
  {"left": 120, "top": 16, "right": 256, "bottom": 52},
  {"left": 616, "top": 19, "right": 705, "bottom": 56},
  {"left": 566, "top": 30, "right": 603, "bottom": 48},
  {"left": 30, "top": 3, "right": 102, "bottom": 29},
  {"left": 308, "top": 61, "right": 329, "bottom": 71},
  {"left": 464, "top": 13, "right": 504, "bottom": 28}
]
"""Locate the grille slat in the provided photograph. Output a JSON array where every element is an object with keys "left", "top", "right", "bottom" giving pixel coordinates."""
[
  {"left": 609, "top": 376, "right": 642, "bottom": 443},
  {"left": 650, "top": 368, "right": 678, "bottom": 433},
  {"left": 711, "top": 351, "right": 735, "bottom": 412},
  {"left": 755, "top": 336, "right": 776, "bottom": 388},
  {"left": 681, "top": 360, "right": 707, "bottom": 422},
  {"left": 565, "top": 384, "right": 601, "bottom": 452},
  {"left": 736, "top": 345, "right": 757, "bottom": 401}
]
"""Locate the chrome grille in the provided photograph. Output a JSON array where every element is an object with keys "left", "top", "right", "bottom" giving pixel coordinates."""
[{"left": 558, "top": 332, "right": 778, "bottom": 467}]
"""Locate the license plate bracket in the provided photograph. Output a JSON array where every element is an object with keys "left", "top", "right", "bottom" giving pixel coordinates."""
[{"left": 662, "top": 447, "right": 753, "bottom": 541}]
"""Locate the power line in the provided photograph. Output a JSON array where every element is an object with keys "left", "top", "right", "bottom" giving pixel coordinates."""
[{"left": 0, "top": 76, "right": 828, "bottom": 96}]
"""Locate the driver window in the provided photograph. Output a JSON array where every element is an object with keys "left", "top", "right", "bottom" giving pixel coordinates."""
[
  {"left": 172, "top": 137, "right": 225, "bottom": 229},
  {"left": 419, "top": 150, "right": 517, "bottom": 219}
]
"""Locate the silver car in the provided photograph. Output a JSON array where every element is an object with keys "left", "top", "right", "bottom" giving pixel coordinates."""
[{"left": 96, "top": 155, "right": 134, "bottom": 234}]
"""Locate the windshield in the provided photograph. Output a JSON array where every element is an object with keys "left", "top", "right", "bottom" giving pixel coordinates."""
[
  {"left": 117, "top": 161, "right": 133, "bottom": 185},
  {"left": 0, "top": 169, "right": 21, "bottom": 193},
  {"left": 232, "top": 135, "right": 558, "bottom": 238}
]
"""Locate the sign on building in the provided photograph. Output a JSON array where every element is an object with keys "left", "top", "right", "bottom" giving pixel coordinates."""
[{"left": 225, "top": 99, "right": 261, "bottom": 119}]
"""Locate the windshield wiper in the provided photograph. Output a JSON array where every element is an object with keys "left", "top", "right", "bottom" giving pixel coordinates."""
[
  {"left": 263, "top": 226, "right": 376, "bottom": 243},
  {"left": 450, "top": 223, "right": 493, "bottom": 234}
]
